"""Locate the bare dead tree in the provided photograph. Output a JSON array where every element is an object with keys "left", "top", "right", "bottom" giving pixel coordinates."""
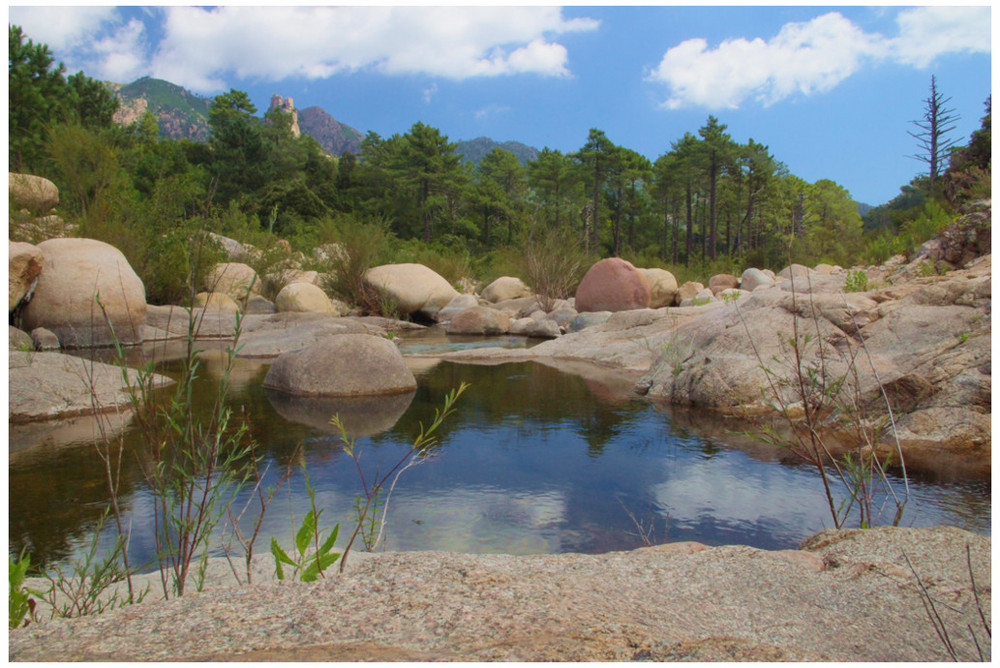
[{"left": 909, "top": 75, "right": 960, "bottom": 195}]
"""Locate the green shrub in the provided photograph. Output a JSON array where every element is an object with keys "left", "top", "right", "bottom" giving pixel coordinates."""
[{"left": 843, "top": 269, "right": 869, "bottom": 293}]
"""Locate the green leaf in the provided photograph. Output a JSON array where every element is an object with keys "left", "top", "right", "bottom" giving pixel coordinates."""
[
  {"left": 302, "top": 552, "right": 341, "bottom": 582},
  {"left": 295, "top": 511, "right": 316, "bottom": 556},
  {"left": 270, "top": 537, "right": 295, "bottom": 567},
  {"left": 318, "top": 523, "right": 340, "bottom": 555}
]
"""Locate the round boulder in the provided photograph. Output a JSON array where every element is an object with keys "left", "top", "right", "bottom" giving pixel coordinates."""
[
  {"left": 263, "top": 333, "right": 417, "bottom": 397},
  {"left": 364, "top": 263, "right": 459, "bottom": 318},
  {"left": 482, "top": 276, "right": 531, "bottom": 303},
  {"left": 740, "top": 268, "right": 775, "bottom": 292},
  {"left": 574, "top": 258, "right": 651, "bottom": 313},
  {"left": 21, "top": 238, "right": 146, "bottom": 347},
  {"left": 639, "top": 268, "right": 679, "bottom": 308},
  {"left": 676, "top": 281, "right": 705, "bottom": 304},
  {"left": 194, "top": 291, "right": 240, "bottom": 313},
  {"left": 206, "top": 262, "right": 261, "bottom": 304},
  {"left": 708, "top": 273, "right": 739, "bottom": 295},
  {"left": 274, "top": 282, "right": 341, "bottom": 315},
  {"left": 9, "top": 173, "right": 59, "bottom": 215}
]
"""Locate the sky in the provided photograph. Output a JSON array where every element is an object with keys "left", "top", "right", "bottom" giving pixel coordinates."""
[{"left": 7, "top": 4, "right": 993, "bottom": 206}]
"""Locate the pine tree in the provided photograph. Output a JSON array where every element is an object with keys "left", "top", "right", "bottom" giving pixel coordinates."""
[{"left": 909, "top": 75, "right": 960, "bottom": 196}]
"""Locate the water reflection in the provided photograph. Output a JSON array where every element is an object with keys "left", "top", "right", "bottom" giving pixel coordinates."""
[
  {"left": 7, "top": 334, "right": 991, "bottom": 570},
  {"left": 266, "top": 389, "right": 416, "bottom": 438}
]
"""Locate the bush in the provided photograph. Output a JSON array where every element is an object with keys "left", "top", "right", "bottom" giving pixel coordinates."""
[
  {"left": 520, "top": 225, "right": 590, "bottom": 310},
  {"left": 320, "top": 213, "right": 397, "bottom": 314}
]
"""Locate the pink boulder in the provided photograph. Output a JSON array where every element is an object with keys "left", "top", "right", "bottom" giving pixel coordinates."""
[{"left": 574, "top": 258, "right": 651, "bottom": 313}]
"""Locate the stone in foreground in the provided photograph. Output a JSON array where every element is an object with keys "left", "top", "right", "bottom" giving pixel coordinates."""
[
  {"left": 21, "top": 238, "right": 146, "bottom": 347},
  {"left": 263, "top": 333, "right": 417, "bottom": 396}
]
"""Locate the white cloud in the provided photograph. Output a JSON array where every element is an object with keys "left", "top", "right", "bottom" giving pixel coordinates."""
[
  {"left": 423, "top": 82, "right": 439, "bottom": 105},
  {"left": 650, "top": 7, "right": 990, "bottom": 110},
  {"left": 890, "top": 6, "right": 992, "bottom": 68},
  {"left": 148, "top": 6, "right": 599, "bottom": 93},
  {"left": 8, "top": 6, "right": 117, "bottom": 51}
]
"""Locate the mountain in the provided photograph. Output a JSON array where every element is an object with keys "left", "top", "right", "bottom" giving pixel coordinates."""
[
  {"left": 109, "top": 76, "right": 212, "bottom": 142},
  {"left": 454, "top": 137, "right": 540, "bottom": 166},
  {"left": 297, "top": 106, "right": 365, "bottom": 156}
]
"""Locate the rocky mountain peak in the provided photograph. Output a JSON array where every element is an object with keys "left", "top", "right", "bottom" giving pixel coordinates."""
[{"left": 268, "top": 94, "right": 300, "bottom": 138}]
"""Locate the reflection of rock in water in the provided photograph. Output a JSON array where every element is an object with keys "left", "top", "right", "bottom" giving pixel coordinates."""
[
  {"left": 9, "top": 410, "right": 132, "bottom": 467},
  {"left": 198, "top": 349, "right": 270, "bottom": 394},
  {"left": 265, "top": 388, "right": 415, "bottom": 438}
]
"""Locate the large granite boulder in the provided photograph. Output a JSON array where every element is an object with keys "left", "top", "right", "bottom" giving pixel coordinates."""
[
  {"left": 9, "top": 173, "right": 59, "bottom": 215},
  {"left": 364, "top": 263, "right": 459, "bottom": 318},
  {"left": 482, "top": 276, "right": 531, "bottom": 303},
  {"left": 207, "top": 233, "right": 247, "bottom": 260},
  {"left": 575, "top": 258, "right": 651, "bottom": 313},
  {"left": 676, "top": 281, "right": 704, "bottom": 304},
  {"left": 205, "top": 262, "right": 261, "bottom": 304},
  {"left": 263, "top": 333, "right": 417, "bottom": 397},
  {"left": 274, "top": 282, "right": 343, "bottom": 315},
  {"left": 639, "top": 268, "right": 679, "bottom": 308},
  {"left": 194, "top": 292, "right": 241, "bottom": 313},
  {"left": 9, "top": 240, "right": 43, "bottom": 312},
  {"left": 21, "top": 238, "right": 146, "bottom": 347}
]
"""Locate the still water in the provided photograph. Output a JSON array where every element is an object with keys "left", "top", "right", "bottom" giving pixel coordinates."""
[{"left": 8, "top": 331, "right": 991, "bottom": 570}]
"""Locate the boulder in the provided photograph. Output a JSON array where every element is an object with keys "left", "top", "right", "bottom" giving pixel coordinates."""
[
  {"left": 30, "top": 327, "right": 60, "bottom": 350},
  {"left": 510, "top": 317, "right": 561, "bottom": 339},
  {"left": 194, "top": 292, "right": 241, "bottom": 313},
  {"left": 283, "top": 269, "right": 320, "bottom": 286},
  {"left": 482, "top": 276, "right": 531, "bottom": 303},
  {"left": 9, "top": 173, "right": 59, "bottom": 214},
  {"left": 21, "top": 238, "right": 146, "bottom": 347},
  {"left": 206, "top": 263, "right": 261, "bottom": 304},
  {"left": 434, "top": 294, "right": 480, "bottom": 323},
  {"left": 676, "top": 281, "right": 704, "bottom": 304},
  {"left": 364, "top": 263, "right": 459, "bottom": 318},
  {"left": 207, "top": 233, "right": 246, "bottom": 260},
  {"left": 445, "top": 306, "right": 511, "bottom": 335},
  {"left": 680, "top": 288, "right": 716, "bottom": 307},
  {"left": 708, "top": 273, "right": 739, "bottom": 295},
  {"left": 9, "top": 241, "right": 43, "bottom": 312},
  {"left": 9, "top": 325, "right": 32, "bottom": 350},
  {"left": 640, "top": 268, "right": 679, "bottom": 308},
  {"left": 263, "top": 333, "right": 417, "bottom": 397},
  {"left": 740, "top": 268, "right": 775, "bottom": 292},
  {"left": 274, "top": 282, "right": 342, "bottom": 315},
  {"left": 574, "top": 258, "right": 651, "bottom": 313},
  {"left": 777, "top": 264, "right": 815, "bottom": 281}
]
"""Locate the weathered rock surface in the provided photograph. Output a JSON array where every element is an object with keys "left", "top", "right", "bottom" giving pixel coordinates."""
[
  {"left": 433, "top": 294, "right": 480, "bottom": 323},
  {"left": 708, "top": 273, "right": 739, "bottom": 295},
  {"left": 639, "top": 268, "right": 679, "bottom": 308},
  {"left": 676, "top": 280, "right": 704, "bottom": 303},
  {"left": 481, "top": 276, "right": 531, "bottom": 303},
  {"left": 445, "top": 306, "right": 511, "bottom": 335},
  {"left": 9, "top": 240, "right": 43, "bottom": 312},
  {"left": 263, "top": 333, "right": 416, "bottom": 396},
  {"left": 9, "top": 325, "right": 32, "bottom": 350},
  {"left": 193, "top": 291, "right": 240, "bottom": 313},
  {"left": 9, "top": 351, "right": 173, "bottom": 422},
  {"left": 740, "top": 267, "right": 775, "bottom": 292},
  {"left": 207, "top": 233, "right": 246, "bottom": 260},
  {"left": 274, "top": 282, "right": 342, "bottom": 315},
  {"left": 510, "top": 317, "right": 561, "bottom": 339},
  {"left": 30, "top": 327, "right": 60, "bottom": 350},
  {"left": 205, "top": 262, "right": 261, "bottom": 304},
  {"left": 9, "top": 526, "right": 989, "bottom": 662},
  {"left": 364, "top": 263, "right": 459, "bottom": 318},
  {"left": 9, "top": 173, "right": 59, "bottom": 214},
  {"left": 21, "top": 238, "right": 146, "bottom": 347},
  {"left": 574, "top": 258, "right": 651, "bottom": 313}
]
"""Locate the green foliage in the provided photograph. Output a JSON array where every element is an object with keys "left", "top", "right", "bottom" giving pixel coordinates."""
[
  {"left": 520, "top": 224, "right": 591, "bottom": 311},
  {"left": 843, "top": 269, "right": 869, "bottom": 293},
  {"left": 901, "top": 200, "right": 953, "bottom": 252},
  {"left": 9, "top": 550, "right": 37, "bottom": 629},
  {"left": 270, "top": 470, "right": 341, "bottom": 582},
  {"left": 320, "top": 213, "right": 397, "bottom": 314}
]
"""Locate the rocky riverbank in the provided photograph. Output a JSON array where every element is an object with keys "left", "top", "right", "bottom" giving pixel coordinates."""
[{"left": 9, "top": 526, "right": 990, "bottom": 661}]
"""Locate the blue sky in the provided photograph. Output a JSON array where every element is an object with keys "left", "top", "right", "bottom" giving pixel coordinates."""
[{"left": 8, "top": 4, "right": 992, "bottom": 206}]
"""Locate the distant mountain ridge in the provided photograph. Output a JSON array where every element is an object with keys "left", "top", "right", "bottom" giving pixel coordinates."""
[
  {"left": 454, "top": 137, "right": 539, "bottom": 166},
  {"left": 109, "top": 76, "right": 212, "bottom": 142},
  {"left": 297, "top": 106, "right": 365, "bottom": 156},
  {"left": 106, "top": 77, "right": 541, "bottom": 167}
]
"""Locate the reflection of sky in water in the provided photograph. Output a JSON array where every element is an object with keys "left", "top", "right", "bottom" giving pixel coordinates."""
[{"left": 9, "top": 354, "right": 991, "bottom": 570}]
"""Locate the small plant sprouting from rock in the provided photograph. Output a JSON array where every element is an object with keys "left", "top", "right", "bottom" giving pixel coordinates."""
[
  {"left": 270, "top": 469, "right": 342, "bottom": 582},
  {"left": 843, "top": 269, "right": 869, "bottom": 293},
  {"left": 9, "top": 551, "right": 38, "bottom": 629}
]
